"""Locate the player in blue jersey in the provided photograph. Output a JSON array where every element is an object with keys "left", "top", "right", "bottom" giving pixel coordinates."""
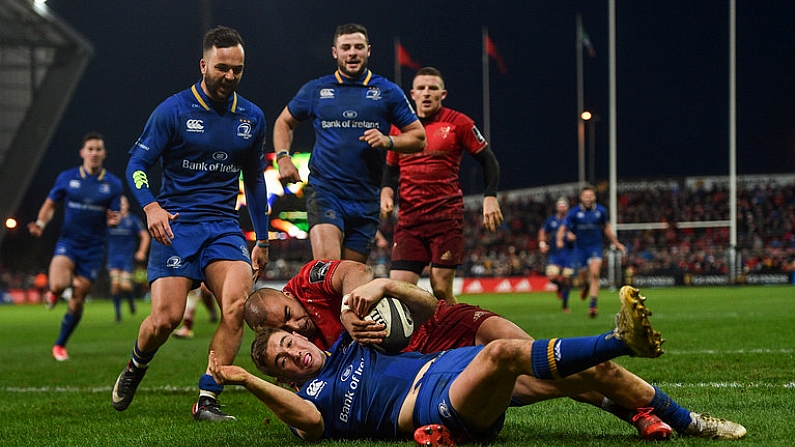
[
  {"left": 211, "top": 287, "right": 746, "bottom": 442},
  {"left": 557, "top": 185, "right": 625, "bottom": 318},
  {"left": 272, "top": 23, "right": 425, "bottom": 263},
  {"left": 539, "top": 197, "right": 574, "bottom": 312},
  {"left": 106, "top": 195, "right": 150, "bottom": 322},
  {"left": 28, "top": 132, "right": 123, "bottom": 361},
  {"left": 111, "top": 26, "right": 270, "bottom": 422}
]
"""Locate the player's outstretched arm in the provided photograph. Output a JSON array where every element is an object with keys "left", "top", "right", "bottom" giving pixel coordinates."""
[{"left": 208, "top": 351, "right": 324, "bottom": 439}]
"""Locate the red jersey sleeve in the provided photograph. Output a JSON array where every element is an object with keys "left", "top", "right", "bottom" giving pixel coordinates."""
[{"left": 283, "top": 260, "right": 346, "bottom": 350}]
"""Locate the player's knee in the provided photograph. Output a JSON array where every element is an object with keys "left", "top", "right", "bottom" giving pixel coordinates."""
[{"left": 482, "top": 339, "right": 527, "bottom": 369}]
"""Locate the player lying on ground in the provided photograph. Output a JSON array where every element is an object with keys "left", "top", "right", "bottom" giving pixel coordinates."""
[{"left": 230, "top": 287, "right": 745, "bottom": 439}]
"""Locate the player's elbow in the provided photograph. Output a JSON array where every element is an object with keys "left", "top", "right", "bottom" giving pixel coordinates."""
[{"left": 294, "top": 411, "right": 324, "bottom": 440}]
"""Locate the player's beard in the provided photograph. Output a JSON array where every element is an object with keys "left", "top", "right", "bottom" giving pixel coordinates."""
[
  {"left": 337, "top": 58, "right": 367, "bottom": 79},
  {"left": 204, "top": 74, "right": 238, "bottom": 102}
]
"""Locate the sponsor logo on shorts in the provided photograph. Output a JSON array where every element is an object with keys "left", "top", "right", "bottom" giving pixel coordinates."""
[
  {"left": 166, "top": 256, "right": 183, "bottom": 269},
  {"left": 186, "top": 119, "right": 204, "bottom": 132},
  {"left": 472, "top": 311, "right": 487, "bottom": 322},
  {"left": 438, "top": 399, "right": 451, "bottom": 419},
  {"left": 240, "top": 244, "right": 250, "bottom": 260}
]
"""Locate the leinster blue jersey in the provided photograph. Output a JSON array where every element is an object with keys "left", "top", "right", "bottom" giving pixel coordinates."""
[
  {"left": 296, "top": 334, "right": 438, "bottom": 440},
  {"left": 107, "top": 214, "right": 145, "bottom": 256},
  {"left": 127, "top": 82, "right": 268, "bottom": 233},
  {"left": 288, "top": 70, "right": 418, "bottom": 202},
  {"left": 564, "top": 203, "right": 610, "bottom": 247},
  {"left": 48, "top": 166, "right": 122, "bottom": 244},
  {"left": 543, "top": 214, "right": 571, "bottom": 254}
]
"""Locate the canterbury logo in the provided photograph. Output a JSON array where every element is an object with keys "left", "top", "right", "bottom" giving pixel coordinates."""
[
  {"left": 132, "top": 171, "right": 149, "bottom": 189},
  {"left": 186, "top": 119, "right": 204, "bottom": 130}
]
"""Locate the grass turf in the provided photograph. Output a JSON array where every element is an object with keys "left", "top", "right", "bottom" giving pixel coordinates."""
[{"left": 1, "top": 285, "right": 793, "bottom": 446}]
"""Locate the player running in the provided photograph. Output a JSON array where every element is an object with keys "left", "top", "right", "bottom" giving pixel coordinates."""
[
  {"left": 539, "top": 196, "right": 574, "bottom": 312},
  {"left": 272, "top": 23, "right": 425, "bottom": 263},
  {"left": 28, "top": 132, "right": 123, "bottom": 361},
  {"left": 381, "top": 67, "right": 503, "bottom": 305},
  {"left": 558, "top": 185, "right": 625, "bottom": 317},
  {"left": 111, "top": 26, "right": 270, "bottom": 422}
]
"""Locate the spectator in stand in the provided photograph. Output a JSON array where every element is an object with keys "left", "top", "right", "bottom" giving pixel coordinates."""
[{"left": 381, "top": 67, "right": 502, "bottom": 304}]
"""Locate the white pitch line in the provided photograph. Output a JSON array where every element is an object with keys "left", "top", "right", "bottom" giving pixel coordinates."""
[
  {"left": 6, "top": 382, "right": 795, "bottom": 394},
  {"left": 664, "top": 348, "right": 794, "bottom": 355}
]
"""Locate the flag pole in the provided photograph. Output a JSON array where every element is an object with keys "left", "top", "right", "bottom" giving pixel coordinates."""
[
  {"left": 576, "top": 13, "right": 585, "bottom": 187},
  {"left": 394, "top": 36, "right": 402, "bottom": 88},
  {"left": 482, "top": 27, "right": 491, "bottom": 144}
]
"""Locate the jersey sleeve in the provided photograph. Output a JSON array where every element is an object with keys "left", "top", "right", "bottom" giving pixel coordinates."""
[
  {"left": 457, "top": 115, "right": 488, "bottom": 155},
  {"left": 286, "top": 80, "right": 317, "bottom": 122},
  {"left": 242, "top": 107, "right": 270, "bottom": 239},
  {"left": 47, "top": 170, "right": 71, "bottom": 203},
  {"left": 128, "top": 98, "right": 178, "bottom": 165},
  {"left": 387, "top": 84, "right": 419, "bottom": 130}
]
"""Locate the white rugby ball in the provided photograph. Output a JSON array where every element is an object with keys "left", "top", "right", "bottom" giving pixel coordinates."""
[{"left": 366, "top": 296, "right": 414, "bottom": 353}]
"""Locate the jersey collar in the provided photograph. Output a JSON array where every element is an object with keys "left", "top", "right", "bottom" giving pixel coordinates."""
[
  {"left": 334, "top": 69, "right": 372, "bottom": 86},
  {"left": 191, "top": 82, "right": 238, "bottom": 113},
  {"left": 80, "top": 165, "right": 106, "bottom": 180}
]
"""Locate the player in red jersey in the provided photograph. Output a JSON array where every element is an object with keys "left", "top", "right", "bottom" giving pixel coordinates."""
[
  {"left": 244, "top": 260, "right": 683, "bottom": 440},
  {"left": 381, "top": 67, "right": 503, "bottom": 305}
]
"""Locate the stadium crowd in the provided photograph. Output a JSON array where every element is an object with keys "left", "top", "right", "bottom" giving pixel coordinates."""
[
  {"left": 262, "top": 177, "right": 795, "bottom": 281},
  {"left": 2, "top": 177, "right": 794, "bottom": 298}
]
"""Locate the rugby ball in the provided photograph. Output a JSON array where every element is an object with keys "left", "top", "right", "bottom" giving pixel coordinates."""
[{"left": 366, "top": 296, "right": 414, "bottom": 353}]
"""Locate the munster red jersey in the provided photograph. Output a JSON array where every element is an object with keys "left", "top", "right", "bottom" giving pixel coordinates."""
[
  {"left": 386, "top": 107, "right": 487, "bottom": 225},
  {"left": 283, "top": 260, "right": 346, "bottom": 350}
]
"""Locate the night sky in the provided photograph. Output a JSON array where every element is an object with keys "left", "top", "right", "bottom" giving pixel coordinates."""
[{"left": 9, "top": 1, "right": 795, "bottom": 260}]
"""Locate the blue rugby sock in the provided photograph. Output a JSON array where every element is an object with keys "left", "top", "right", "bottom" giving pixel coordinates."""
[
  {"left": 647, "top": 386, "right": 692, "bottom": 431},
  {"left": 530, "top": 331, "right": 632, "bottom": 379},
  {"left": 55, "top": 309, "right": 83, "bottom": 347},
  {"left": 199, "top": 373, "right": 224, "bottom": 399},
  {"left": 131, "top": 342, "right": 157, "bottom": 369}
]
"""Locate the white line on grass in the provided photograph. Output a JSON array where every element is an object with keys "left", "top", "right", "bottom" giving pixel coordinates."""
[{"left": 6, "top": 382, "right": 795, "bottom": 393}]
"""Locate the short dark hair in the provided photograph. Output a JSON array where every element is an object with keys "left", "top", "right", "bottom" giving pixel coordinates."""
[
  {"left": 83, "top": 132, "right": 105, "bottom": 144},
  {"left": 203, "top": 26, "right": 244, "bottom": 52},
  {"left": 416, "top": 66, "right": 444, "bottom": 80},
  {"left": 334, "top": 23, "right": 369, "bottom": 46}
]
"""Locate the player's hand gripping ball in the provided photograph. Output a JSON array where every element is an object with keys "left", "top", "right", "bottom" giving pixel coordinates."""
[{"left": 367, "top": 296, "right": 414, "bottom": 353}]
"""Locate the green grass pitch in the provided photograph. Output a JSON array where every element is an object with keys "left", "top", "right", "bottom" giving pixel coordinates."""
[{"left": 1, "top": 285, "right": 793, "bottom": 446}]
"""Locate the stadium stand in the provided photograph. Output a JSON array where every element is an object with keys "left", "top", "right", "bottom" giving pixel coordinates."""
[{"left": 0, "top": 0, "right": 94, "bottom": 245}]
